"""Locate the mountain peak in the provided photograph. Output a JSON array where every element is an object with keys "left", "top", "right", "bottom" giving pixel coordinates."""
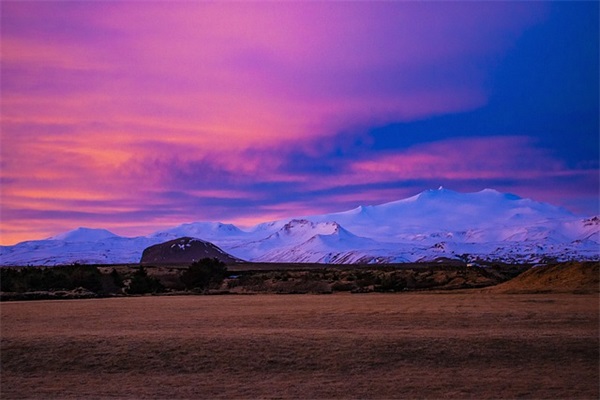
[
  {"left": 410, "top": 186, "right": 459, "bottom": 201},
  {"left": 477, "top": 188, "right": 521, "bottom": 200},
  {"left": 280, "top": 219, "right": 342, "bottom": 235},
  {"left": 49, "top": 227, "right": 119, "bottom": 242},
  {"left": 151, "top": 221, "right": 245, "bottom": 240}
]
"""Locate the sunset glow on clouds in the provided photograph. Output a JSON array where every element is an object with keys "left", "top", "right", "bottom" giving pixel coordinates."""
[{"left": 1, "top": 2, "right": 598, "bottom": 244}]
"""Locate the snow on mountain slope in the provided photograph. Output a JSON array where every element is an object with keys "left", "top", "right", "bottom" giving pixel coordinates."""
[
  {"left": 230, "top": 219, "right": 382, "bottom": 262},
  {"left": 49, "top": 227, "right": 119, "bottom": 242},
  {"left": 0, "top": 235, "right": 162, "bottom": 266},
  {"left": 564, "top": 217, "right": 600, "bottom": 242},
  {"left": 151, "top": 222, "right": 248, "bottom": 241},
  {"left": 1, "top": 188, "right": 598, "bottom": 266},
  {"left": 225, "top": 220, "right": 344, "bottom": 260},
  {"left": 260, "top": 220, "right": 347, "bottom": 245},
  {"left": 303, "top": 188, "right": 577, "bottom": 242},
  {"left": 252, "top": 222, "right": 411, "bottom": 264}
]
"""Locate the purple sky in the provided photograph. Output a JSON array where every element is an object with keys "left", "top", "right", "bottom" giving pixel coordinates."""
[{"left": 1, "top": 1, "right": 598, "bottom": 244}]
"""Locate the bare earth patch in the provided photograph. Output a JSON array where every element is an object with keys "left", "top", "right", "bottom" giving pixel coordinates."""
[{"left": 1, "top": 293, "right": 598, "bottom": 399}]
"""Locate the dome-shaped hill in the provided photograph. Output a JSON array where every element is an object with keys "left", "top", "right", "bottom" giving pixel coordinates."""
[
  {"left": 486, "top": 262, "right": 599, "bottom": 294},
  {"left": 140, "top": 237, "right": 242, "bottom": 265}
]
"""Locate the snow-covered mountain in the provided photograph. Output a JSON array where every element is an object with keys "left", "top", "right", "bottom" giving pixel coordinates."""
[
  {"left": 0, "top": 225, "right": 164, "bottom": 265},
  {"left": 49, "top": 227, "right": 120, "bottom": 242},
  {"left": 1, "top": 188, "right": 598, "bottom": 266}
]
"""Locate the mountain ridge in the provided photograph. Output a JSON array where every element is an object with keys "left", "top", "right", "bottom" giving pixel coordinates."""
[{"left": 1, "top": 188, "right": 597, "bottom": 266}]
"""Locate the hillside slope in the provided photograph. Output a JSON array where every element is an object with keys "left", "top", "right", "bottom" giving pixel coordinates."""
[{"left": 486, "top": 262, "right": 599, "bottom": 293}]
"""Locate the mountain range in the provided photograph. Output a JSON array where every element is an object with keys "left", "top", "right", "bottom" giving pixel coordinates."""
[{"left": 1, "top": 188, "right": 598, "bottom": 266}]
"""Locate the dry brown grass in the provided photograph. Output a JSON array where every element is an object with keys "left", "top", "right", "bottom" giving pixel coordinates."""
[
  {"left": 1, "top": 293, "right": 598, "bottom": 399},
  {"left": 486, "top": 261, "right": 599, "bottom": 294}
]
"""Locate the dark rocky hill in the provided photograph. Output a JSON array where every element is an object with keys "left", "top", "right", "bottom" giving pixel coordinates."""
[{"left": 140, "top": 237, "right": 242, "bottom": 265}]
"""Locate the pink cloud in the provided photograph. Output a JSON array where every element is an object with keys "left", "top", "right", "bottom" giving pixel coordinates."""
[
  {"left": 338, "top": 136, "right": 572, "bottom": 187},
  {"left": 1, "top": 2, "right": 547, "bottom": 170},
  {"left": 2, "top": 1, "right": 546, "bottom": 147}
]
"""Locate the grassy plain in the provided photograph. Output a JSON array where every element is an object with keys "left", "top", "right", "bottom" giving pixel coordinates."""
[{"left": 1, "top": 293, "right": 598, "bottom": 399}]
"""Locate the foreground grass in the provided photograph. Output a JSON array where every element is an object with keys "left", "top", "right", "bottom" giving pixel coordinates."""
[{"left": 1, "top": 293, "right": 598, "bottom": 399}]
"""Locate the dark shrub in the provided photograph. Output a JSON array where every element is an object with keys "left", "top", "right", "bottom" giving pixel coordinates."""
[
  {"left": 127, "top": 266, "right": 164, "bottom": 294},
  {"left": 97, "top": 268, "right": 125, "bottom": 294},
  {"left": 69, "top": 266, "right": 103, "bottom": 292},
  {"left": 0, "top": 268, "right": 22, "bottom": 292},
  {"left": 331, "top": 281, "right": 356, "bottom": 292},
  {"left": 375, "top": 272, "right": 407, "bottom": 292},
  {"left": 24, "top": 269, "right": 45, "bottom": 291},
  {"left": 41, "top": 268, "right": 72, "bottom": 290},
  {"left": 354, "top": 271, "right": 377, "bottom": 288},
  {"left": 1, "top": 266, "right": 104, "bottom": 293},
  {"left": 110, "top": 268, "right": 123, "bottom": 287},
  {"left": 180, "top": 258, "right": 228, "bottom": 291}
]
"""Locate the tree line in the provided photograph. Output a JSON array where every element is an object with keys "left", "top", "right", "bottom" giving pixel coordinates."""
[{"left": 0, "top": 258, "right": 228, "bottom": 296}]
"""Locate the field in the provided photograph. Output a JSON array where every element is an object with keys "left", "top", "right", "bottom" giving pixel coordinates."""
[{"left": 1, "top": 292, "right": 598, "bottom": 399}]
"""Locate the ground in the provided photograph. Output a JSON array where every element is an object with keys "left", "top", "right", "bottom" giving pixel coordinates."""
[{"left": 1, "top": 293, "right": 598, "bottom": 399}]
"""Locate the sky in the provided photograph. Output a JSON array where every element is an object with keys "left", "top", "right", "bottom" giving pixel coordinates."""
[{"left": 1, "top": 1, "right": 598, "bottom": 245}]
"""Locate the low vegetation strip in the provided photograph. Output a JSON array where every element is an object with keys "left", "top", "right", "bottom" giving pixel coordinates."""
[
  {"left": 1, "top": 260, "right": 596, "bottom": 300},
  {"left": 0, "top": 259, "right": 528, "bottom": 300}
]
